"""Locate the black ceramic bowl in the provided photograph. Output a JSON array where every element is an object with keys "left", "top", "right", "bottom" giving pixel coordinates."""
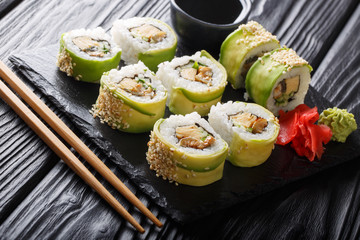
[{"left": 170, "top": 0, "right": 251, "bottom": 54}]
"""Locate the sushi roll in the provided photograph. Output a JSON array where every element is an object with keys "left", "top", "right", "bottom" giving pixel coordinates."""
[
  {"left": 157, "top": 50, "right": 227, "bottom": 116},
  {"left": 146, "top": 112, "right": 228, "bottom": 186},
  {"left": 245, "top": 48, "right": 313, "bottom": 115},
  {"left": 208, "top": 101, "right": 279, "bottom": 167},
  {"left": 91, "top": 61, "right": 167, "bottom": 133},
  {"left": 219, "top": 21, "right": 280, "bottom": 89},
  {"left": 111, "top": 17, "right": 177, "bottom": 71},
  {"left": 57, "top": 27, "right": 121, "bottom": 83}
]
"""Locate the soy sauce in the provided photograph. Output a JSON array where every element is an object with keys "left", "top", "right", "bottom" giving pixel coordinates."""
[{"left": 175, "top": 0, "right": 243, "bottom": 24}]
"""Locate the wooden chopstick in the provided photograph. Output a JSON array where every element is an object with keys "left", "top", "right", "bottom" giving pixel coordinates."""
[
  {"left": 0, "top": 60, "right": 162, "bottom": 229},
  {"left": 0, "top": 61, "right": 162, "bottom": 231},
  {"left": 0, "top": 78, "right": 145, "bottom": 233}
]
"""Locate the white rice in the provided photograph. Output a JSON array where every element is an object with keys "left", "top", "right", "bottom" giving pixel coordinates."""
[
  {"left": 62, "top": 27, "right": 121, "bottom": 60},
  {"left": 101, "top": 61, "right": 166, "bottom": 103},
  {"left": 111, "top": 17, "right": 176, "bottom": 64},
  {"left": 157, "top": 51, "right": 227, "bottom": 105},
  {"left": 159, "top": 112, "right": 226, "bottom": 155},
  {"left": 266, "top": 66, "right": 311, "bottom": 114},
  {"left": 208, "top": 101, "right": 278, "bottom": 144}
]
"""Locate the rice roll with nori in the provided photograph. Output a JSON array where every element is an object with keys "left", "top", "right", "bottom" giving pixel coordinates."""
[
  {"left": 208, "top": 101, "right": 279, "bottom": 167},
  {"left": 220, "top": 21, "right": 280, "bottom": 89},
  {"left": 146, "top": 112, "right": 228, "bottom": 186},
  {"left": 91, "top": 61, "right": 167, "bottom": 133},
  {"left": 57, "top": 27, "right": 121, "bottom": 83},
  {"left": 157, "top": 50, "right": 227, "bottom": 116},
  {"left": 245, "top": 48, "right": 312, "bottom": 115},
  {"left": 111, "top": 17, "right": 177, "bottom": 71}
]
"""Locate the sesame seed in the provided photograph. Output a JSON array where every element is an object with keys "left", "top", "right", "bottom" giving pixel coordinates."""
[
  {"left": 146, "top": 132, "right": 179, "bottom": 185},
  {"left": 237, "top": 21, "right": 278, "bottom": 46},
  {"left": 270, "top": 48, "right": 308, "bottom": 70},
  {"left": 91, "top": 86, "right": 133, "bottom": 131},
  {"left": 243, "top": 92, "right": 249, "bottom": 101},
  {"left": 56, "top": 48, "right": 73, "bottom": 77}
]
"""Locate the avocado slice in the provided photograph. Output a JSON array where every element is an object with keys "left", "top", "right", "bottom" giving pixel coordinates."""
[
  {"left": 138, "top": 19, "right": 177, "bottom": 72},
  {"left": 245, "top": 48, "right": 312, "bottom": 108},
  {"left": 97, "top": 77, "right": 167, "bottom": 133},
  {"left": 228, "top": 103, "right": 280, "bottom": 167},
  {"left": 168, "top": 50, "right": 227, "bottom": 116},
  {"left": 153, "top": 119, "right": 228, "bottom": 172},
  {"left": 59, "top": 33, "right": 121, "bottom": 83},
  {"left": 219, "top": 28, "right": 280, "bottom": 89}
]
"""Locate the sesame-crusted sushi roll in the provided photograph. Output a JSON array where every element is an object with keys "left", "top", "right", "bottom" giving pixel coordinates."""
[
  {"left": 245, "top": 48, "right": 313, "bottom": 115},
  {"left": 208, "top": 101, "right": 279, "bottom": 167},
  {"left": 146, "top": 112, "right": 228, "bottom": 186},
  {"left": 220, "top": 21, "right": 280, "bottom": 89},
  {"left": 111, "top": 17, "right": 177, "bottom": 72},
  {"left": 91, "top": 61, "right": 167, "bottom": 133},
  {"left": 57, "top": 27, "right": 121, "bottom": 82},
  {"left": 157, "top": 50, "right": 227, "bottom": 116}
]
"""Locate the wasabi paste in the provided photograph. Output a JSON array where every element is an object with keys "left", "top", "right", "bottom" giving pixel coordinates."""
[{"left": 318, "top": 107, "right": 357, "bottom": 143}]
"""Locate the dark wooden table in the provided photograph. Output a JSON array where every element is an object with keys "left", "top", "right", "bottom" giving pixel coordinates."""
[{"left": 0, "top": 0, "right": 359, "bottom": 239}]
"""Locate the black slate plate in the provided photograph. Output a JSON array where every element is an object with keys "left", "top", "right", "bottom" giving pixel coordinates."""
[{"left": 9, "top": 45, "right": 360, "bottom": 223}]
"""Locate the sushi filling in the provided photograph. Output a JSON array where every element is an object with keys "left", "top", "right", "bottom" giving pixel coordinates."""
[
  {"left": 229, "top": 112, "right": 268, "bottom": 134},
  {"left": 241, "top": 55, "right": 259, "bottom": 78},
  {"left": 117, "top": 75, "right": 156, "bottom": 99},
  {"left": 130, "top": 24, "right": 167, "bottom": 43},
  {"left": 72, "top": 36, "right": 111, "bottom": 57},
  {"left": 177, "top": 61, "right": 213, "bottom": 86},
  {"left": 273, "top": 76, "right": 300, "bottom": 105},
  {"left": 241, "top": 53, "right": 265, "bottom": 78},
  {"left": 175, "top": 124, "right": 216, "bottom": 149}
]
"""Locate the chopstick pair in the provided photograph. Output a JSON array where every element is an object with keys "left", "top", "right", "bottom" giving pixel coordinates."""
[{"left": 0, "top": 60, "right": 162, "bottom": 233}]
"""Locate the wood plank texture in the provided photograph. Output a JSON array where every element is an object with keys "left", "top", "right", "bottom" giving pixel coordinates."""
[
  {"left": 0, "top": 0, "right": 359, "bottom": 239},
  {"left": 0, "top": 0, "right": 22, "bottom": 19},
  {"left": 312, "top": 4, "right": 360, "bottom": 111},
  {"left": 0, "top": 87, "right": 62, "bottom": 223},
  {"left": 248, "top": 0, "right": 358, "bottom": 70}
]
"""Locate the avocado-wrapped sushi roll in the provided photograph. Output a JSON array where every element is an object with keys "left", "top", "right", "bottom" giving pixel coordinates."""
[
  {"left": 208, "top": 101, "right": 279, "bottom": 167},
  {"left": 91, "top": 61, "right": 167, "bottom": 133},
  {"left": 57, "top": 27, "right": 121, "bottom": 83},
  {"left": 111, "top": 17, "right": 177, "bottom": 71},
  {"left": 220, "top": 21, "right": 280, "bottom": 89},
  {"left": 245, "top": 48, "right": 313, "bottom": 115},
  {"left": 157, "top": 50, "right": 227, "bottom": 116},
  {"left": 146, "top": 112, "right": 228, "bottom": 186}
]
